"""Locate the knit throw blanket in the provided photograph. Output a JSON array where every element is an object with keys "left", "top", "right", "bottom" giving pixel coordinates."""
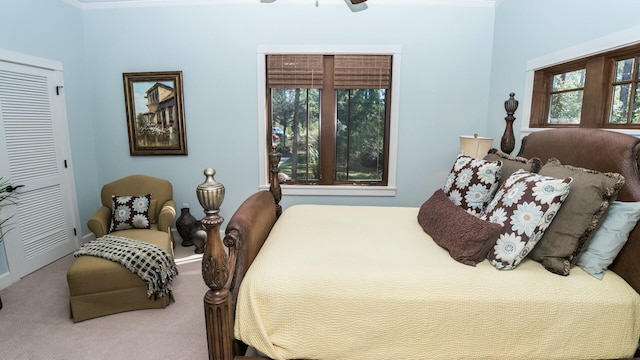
[{"left": 74, "top": 235, "right": 179, "bottom": 298}]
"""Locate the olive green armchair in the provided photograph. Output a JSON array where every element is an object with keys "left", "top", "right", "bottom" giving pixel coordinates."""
[{"left": 67, "top": 174, "right": 177, "bottom": 322}]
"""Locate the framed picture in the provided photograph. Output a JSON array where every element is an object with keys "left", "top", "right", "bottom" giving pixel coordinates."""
[{"left": 123, "top": 71, "right": 188, "bottom": 155}]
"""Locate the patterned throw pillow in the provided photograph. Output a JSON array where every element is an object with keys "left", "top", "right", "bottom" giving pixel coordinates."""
[
  {"left": 109, "top": 194, "right": 152, "bottom": 233},
  {"left": 443, "top": 153, "right": 502, "bottom": 217},
  {"left": 481, "top": 169, "right": 572, "bottom": 270}
]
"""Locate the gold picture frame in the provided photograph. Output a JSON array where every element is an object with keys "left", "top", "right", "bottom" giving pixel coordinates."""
[{"left": 123, "top": 71, "right": 188, "bottom": 155}]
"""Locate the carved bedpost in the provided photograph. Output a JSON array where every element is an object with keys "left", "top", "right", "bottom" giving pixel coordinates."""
[
  {"left": 197, "top": 168, "right": 236, "bottom": 360},
  {"left": 269, "top": 145, "right": 282, "bottom": 217},
  {"left": 501, "top": 92, "right": 519, "bottom": 154}
]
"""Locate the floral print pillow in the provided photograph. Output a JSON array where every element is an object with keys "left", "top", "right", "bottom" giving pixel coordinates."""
[
  {"left": 481, "top": 169, "right": 572, "bottom": 270},
  {"left": 109, "top": 194, "right": 152, "bottom": 233},
  {"left": 443, "top": 153, "right": 502, "bottom": 217}
]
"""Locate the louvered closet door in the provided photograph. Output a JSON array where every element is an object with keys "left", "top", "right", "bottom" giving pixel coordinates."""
[{"left": 0, "top": 60, "right": 77, "bottom": 278}]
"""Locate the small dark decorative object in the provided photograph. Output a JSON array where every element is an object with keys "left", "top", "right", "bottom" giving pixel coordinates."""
[
  {"left": 176, "top": 206, "right": 196, "bottom": 247},
  {"left": 501, "top": 92, "right": 519, "bottom": 154},
  {"left": 191, "top": 220, "right": 207, "bottom": 254}
]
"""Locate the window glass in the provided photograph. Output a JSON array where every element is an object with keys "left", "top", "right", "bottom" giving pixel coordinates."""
[
  {"left": 336, "top": 89, "right": 386, "bottom": 182},
  {"left": 610, "top": 57, "right": 640, "bottom": 125},
  {"left": 548, "top": 69, "right": 585, "bottom": 125},
  {"left": 271, "top": 88, "right": 320, "bottom": 182},
  {"left": 615, "top": 58, "right": 634, "bottom": 82},
  {"left": 552, "top": 69, "right": 585, "bottom": 91},
  {"left": 548, "top": 92, "right": 583, "bottom": 125}
]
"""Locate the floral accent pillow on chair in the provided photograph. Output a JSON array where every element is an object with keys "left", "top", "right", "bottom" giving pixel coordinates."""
[
  {"left": 480, "top": 169, "right": 572, "bottom": 270},
  {"left": 109, "top": 194, "right": 152, "bottom": 232},
  {"left": 443, "top": 153, "right": 502, "bottom": 217}
]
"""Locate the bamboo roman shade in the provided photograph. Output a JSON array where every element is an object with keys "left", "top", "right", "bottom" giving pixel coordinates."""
[
  {"left": 266, "top": 54, "right": 392, "bottom": 90},
  {"left": 334, "top": 55, "right": 392, "bottom": 89},
  {"left": 266, "top": 55, "right": 324, "bottom": 88}
]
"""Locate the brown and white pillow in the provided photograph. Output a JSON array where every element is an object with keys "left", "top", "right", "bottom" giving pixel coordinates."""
[
  {"left": 442, "top": 153, "right": 502, "bottom": 217},
  {"left": 109, "top": 194, "right": 152, "bottom": 233},
  {"left": 481, "top": 169, "right": 572, "bottom": 270}
]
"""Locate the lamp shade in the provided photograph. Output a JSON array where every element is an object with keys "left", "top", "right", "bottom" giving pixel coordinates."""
[{"left": 460, "top": 134, "right": 493, "bottom": 159}]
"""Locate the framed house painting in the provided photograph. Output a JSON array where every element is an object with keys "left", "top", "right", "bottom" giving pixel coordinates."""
[{"left": 123, "top": 71, "right": 188, "bottom": 155}]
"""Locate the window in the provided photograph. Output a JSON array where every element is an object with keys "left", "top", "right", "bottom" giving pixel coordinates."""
[
  {"left": 610, "top": 56, "right": 640, "bottom": 124},
  {"left": 530, "top": 43, "right": 640, "bottom": 129},
  {"left": 257, "top": 45, "right": 400, "bottom": 196}
]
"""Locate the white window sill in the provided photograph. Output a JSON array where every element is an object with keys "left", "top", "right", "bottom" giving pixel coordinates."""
[{"left": 258, "top": 184, "right": 397, "bottom": 197}]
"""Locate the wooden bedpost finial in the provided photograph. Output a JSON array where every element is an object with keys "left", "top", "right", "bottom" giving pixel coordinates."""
[
  {"left": 501, "top": 92, "right": 519, "bottom": 154},
  {"left": 196, "top": 168, "right": 235, "bottom": 360},
  {"left": 269, "top": 144, "right": 283, "bottom": 217}
]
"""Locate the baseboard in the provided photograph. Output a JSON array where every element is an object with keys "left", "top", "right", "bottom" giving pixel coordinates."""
[
  {"left": 0, "top": 271, "right": 12, "bottom": 291},
  {"left": 81, "top": 232, "right": 95, "bottom": 245}
]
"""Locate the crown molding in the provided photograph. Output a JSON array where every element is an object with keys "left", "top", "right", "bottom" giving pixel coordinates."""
[{"left": 67, "top": 0, "right": 496, "bottom": 10}]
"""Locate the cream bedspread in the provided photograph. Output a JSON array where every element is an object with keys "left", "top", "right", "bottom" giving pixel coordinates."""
[{"left": 234, "top": 204, "right": 640, "bottom": 360}]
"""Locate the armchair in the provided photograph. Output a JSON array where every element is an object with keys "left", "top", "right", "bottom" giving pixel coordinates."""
[
  {"left": 87, "top": 174, "right": 176, "bottom": 238},
  {"left": 67, "top": 174, "right": 177, "bottom": 322}
]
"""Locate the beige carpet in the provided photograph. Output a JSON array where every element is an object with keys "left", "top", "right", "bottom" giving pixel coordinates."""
[{"left": 0, "top": 242, "right": 211, "bottom": 360}]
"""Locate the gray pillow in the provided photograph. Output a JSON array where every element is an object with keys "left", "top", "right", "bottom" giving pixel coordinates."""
[
  {"left": 531, "top": 159, "right": 625, "bottom": 275},
  {"left": 484, "top": 148, "right": 542, "bottom": 189}
]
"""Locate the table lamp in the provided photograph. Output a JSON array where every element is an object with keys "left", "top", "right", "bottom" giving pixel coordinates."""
[{"left": 460, "top": 134, "right": 493, "bottom": 159}]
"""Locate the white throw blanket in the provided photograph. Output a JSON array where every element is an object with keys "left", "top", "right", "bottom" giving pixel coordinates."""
[{"left": 74, "top": 235, "right": 178, "bottom": 298}]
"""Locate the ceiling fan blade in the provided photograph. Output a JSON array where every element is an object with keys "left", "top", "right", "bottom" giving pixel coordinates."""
[{"left": 350, "top": 0, "right": 367, "bottom": 4}]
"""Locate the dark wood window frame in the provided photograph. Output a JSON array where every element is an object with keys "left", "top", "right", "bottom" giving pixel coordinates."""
[
  {"left": 266, "top": 54, "right": 393, "bottom": 187},
  {"left": 530, "top": 43, "right": 640, "bottom": 129}
]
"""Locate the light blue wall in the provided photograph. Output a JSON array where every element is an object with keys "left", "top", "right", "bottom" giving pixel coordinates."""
[
  {"left": 0, "top": 0, "right": 498, "bottom": 279},
  {"left": 0, "top": 0, "right": 96, "bottom": 276},
  {"left": 1, "top": 0, "right": 638, "bottom": 282},
  {"left": 82, "top": 2, "right": 496, "bottom": 216},
  {"left": 487, "top": 0, "right": 640, "bottom": 152}
]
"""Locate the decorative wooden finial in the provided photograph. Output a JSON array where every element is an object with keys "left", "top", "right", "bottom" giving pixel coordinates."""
[
  {"left": 269, "top": 144, "right": 282, "bottom": 217},
  {"left": 501, "top": 92, "right": 519, "bottom": 154}
]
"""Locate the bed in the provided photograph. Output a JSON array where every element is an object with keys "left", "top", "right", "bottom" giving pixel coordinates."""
[{"left": 200, "top": 128, "right": 640, "bottom": 360}]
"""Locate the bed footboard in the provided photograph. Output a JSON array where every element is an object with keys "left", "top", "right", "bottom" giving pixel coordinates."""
[
  {"left": 201, "top": 190, "right": 279, "bottom": 360},
  {"left": 201, "top": 148, "right": 282, "bottom": 360},
  {"left": 225, "top": 191, "right": 279, "bottom": 305}
]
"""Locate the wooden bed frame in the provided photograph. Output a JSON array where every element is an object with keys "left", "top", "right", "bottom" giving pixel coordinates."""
[{"left": 199, "top": 128, "right": 640, "bottom": 360}]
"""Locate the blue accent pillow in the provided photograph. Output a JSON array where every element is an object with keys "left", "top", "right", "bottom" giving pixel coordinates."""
[{"left": 577, "top": 201, "right": 640, "bottom": 279}]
